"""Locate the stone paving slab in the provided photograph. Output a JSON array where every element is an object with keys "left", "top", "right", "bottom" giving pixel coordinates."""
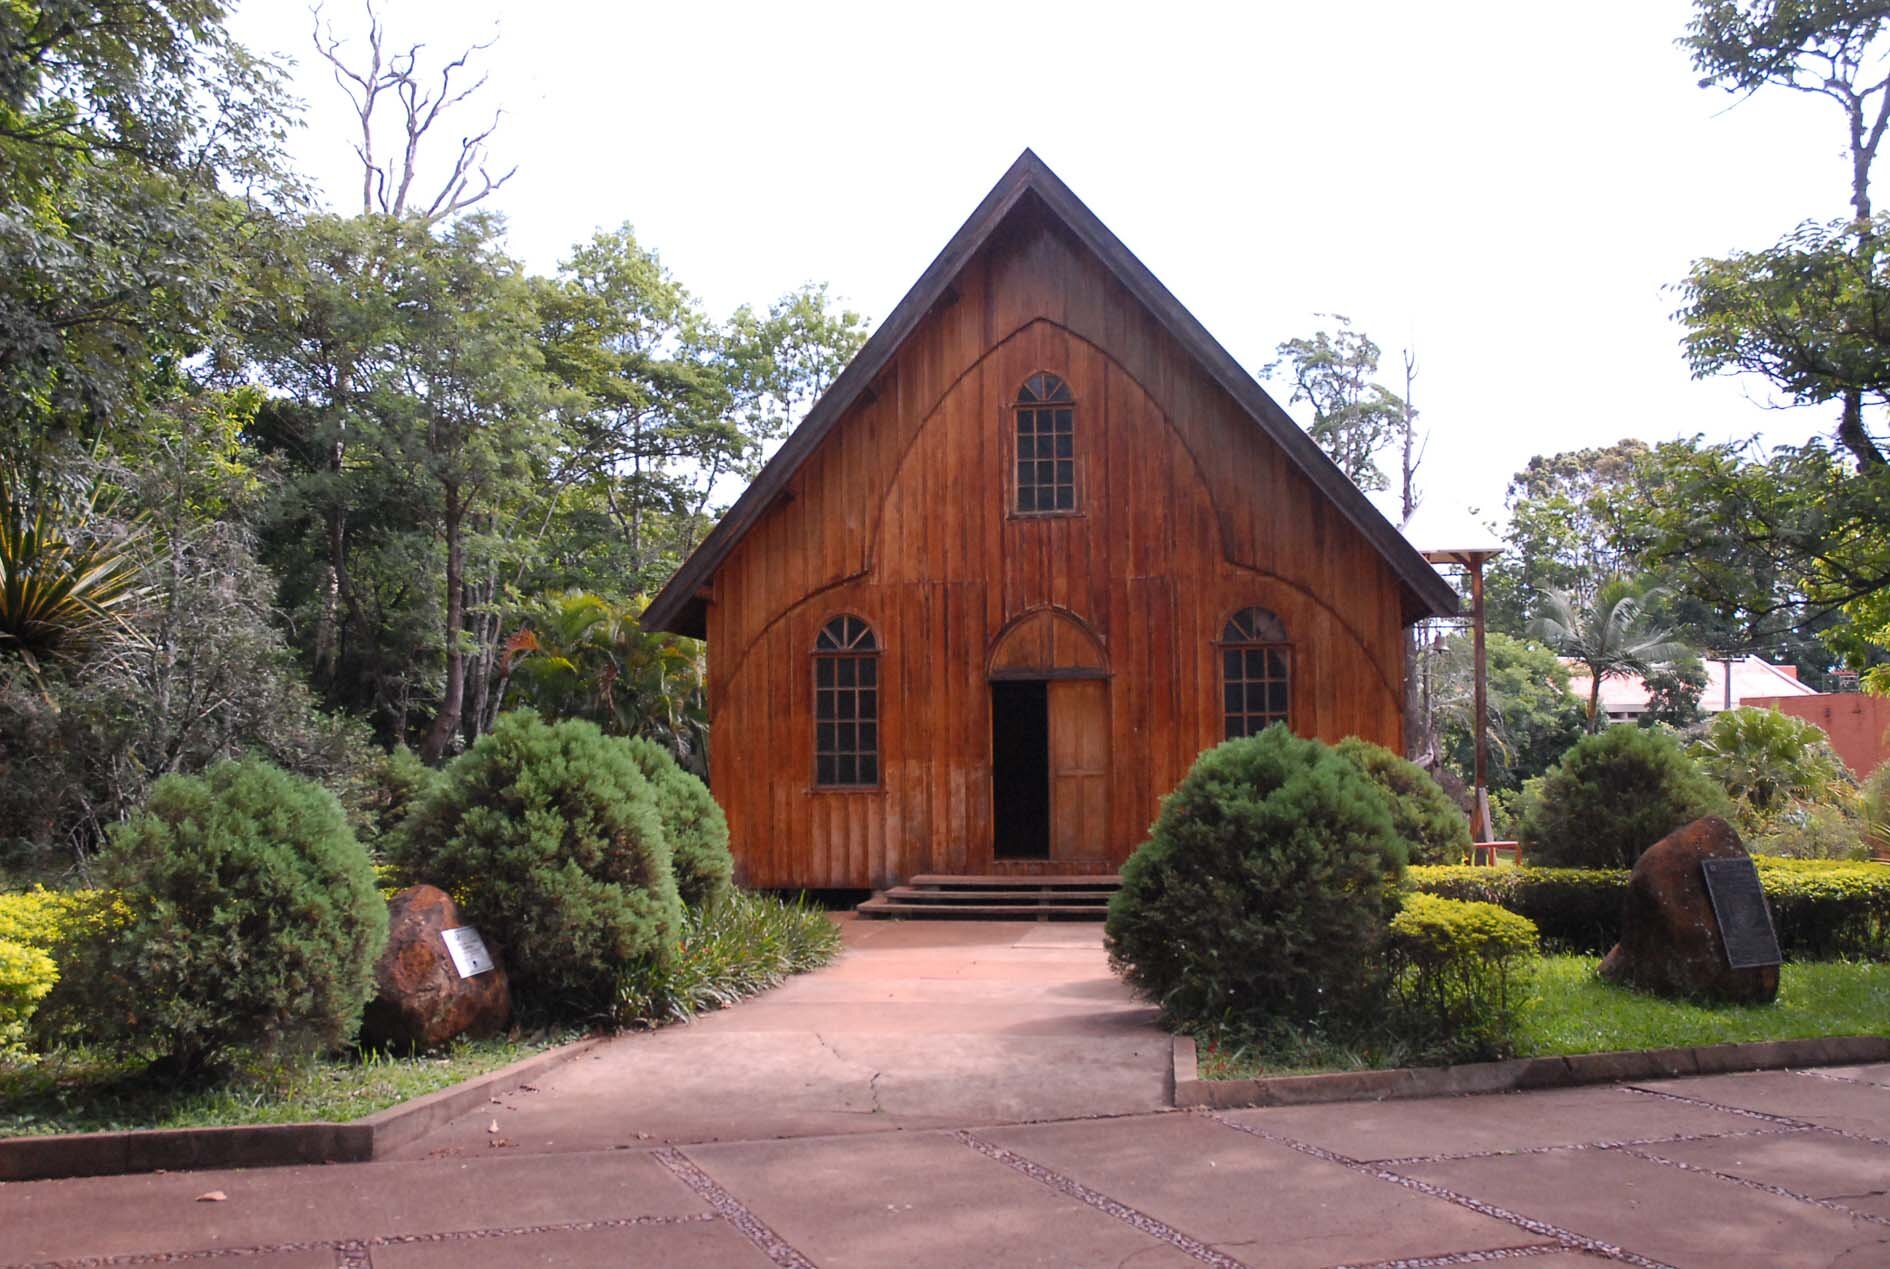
[
  {"left": 368, "top": 1218, "right": 776, "bottom": 1269},
  {"left": 0, "top": 1148, "right": 705, "bottom": 1263},
  {"left": 1818, "top": 1062, "right": 1890, "bottom": 1088},
  {"left": 979, "top": 1111, "right": 1529, "bottom": 1267},
  {"left": 1637, "top": 1069, "right": 1890, "bottom": 1139},
  {"left": 1648, "top": 1129, "right": 1890, "bottom": 1213},
  {"left": 1400, "top": 1147, "right": 1890, "bottom": 1268},
  {"left": 1218, "top": 1083, "right": 1763, "bottom": 1162},
  {"left": 682, "top": 1128, "right": 1201, "bottom": 1269}
]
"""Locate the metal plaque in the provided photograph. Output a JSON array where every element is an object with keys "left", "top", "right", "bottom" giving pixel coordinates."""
[
  {"left": 1700, "top": 858, "right": 1782, "bottom": 970},
  {"left": 440, "top": 926, "right": 495, "bottom": 978}
]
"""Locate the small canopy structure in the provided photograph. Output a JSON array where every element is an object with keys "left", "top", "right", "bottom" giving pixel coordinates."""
[{"left": 1403, "top": 504, "right": 1504, "bottom": 843}]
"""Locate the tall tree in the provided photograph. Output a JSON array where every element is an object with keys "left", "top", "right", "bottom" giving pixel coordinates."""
[
  {"left": 1266, "top": 317, "right": 1406, "bottom": 492},
  {"left": 0, "top": 1, "right": 294, "bottom": 455},
  {"left": 1681, "top": 0, "right": 1890, "bottom": 467}
]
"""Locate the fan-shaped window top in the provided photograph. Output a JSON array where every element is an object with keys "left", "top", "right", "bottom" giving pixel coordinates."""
[
  {"left": 1016, "top": 372, "right": 1074, "bottom": 404},
  {"left": 1220, "top": 607, "right": 1290, "bottom": 739},
  {"left": 813, "top": 615, "right": 878, "bottom": 786},
  {"left": 1014, "top": 373, "right": 1076, "bottom": 513},
  {"left": 1222, "top": 607, "right": 1287, "bottom": 644},
  {"left": 815, "top": 615, "right": 877, "bottom": 653}
]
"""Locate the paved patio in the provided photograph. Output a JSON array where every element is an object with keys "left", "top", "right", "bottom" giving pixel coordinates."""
[{"left": 3, "top": 922, "right": 1887, "bottom": 1267}]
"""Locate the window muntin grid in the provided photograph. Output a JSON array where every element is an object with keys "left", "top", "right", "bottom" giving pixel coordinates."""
[
  {"left": 814, "top": 615, "right": 879, "bottom": 787},
  {"left": 1014, "top": 372, "right": 1076, "bottom": 514},
  {"left": 1220, "top": 607, "right": 1290, "bottom": 739}
]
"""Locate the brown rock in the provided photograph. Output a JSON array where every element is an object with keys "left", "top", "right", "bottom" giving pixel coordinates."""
[
  {"left": 360, "top": 885, "right": 511, "bottom": 1052},
  {"left": 1598, "top": 816, "right": 1780, "bottom": 1004}
]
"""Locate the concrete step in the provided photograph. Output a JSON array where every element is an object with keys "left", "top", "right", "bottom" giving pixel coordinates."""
[
  {"left": 905, "top": 874, "right": 1121, "bottom": 890},
  {"left": 881, "top": 886, "right": 1119, "bottom": 903},
  {"left": 856, "top": 897, "right": 1109, "bottom": 920}
]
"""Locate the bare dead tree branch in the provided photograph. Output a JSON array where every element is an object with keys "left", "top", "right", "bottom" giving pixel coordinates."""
[{"left": 308, "top": 0, "right": 513, "bottom": 222}]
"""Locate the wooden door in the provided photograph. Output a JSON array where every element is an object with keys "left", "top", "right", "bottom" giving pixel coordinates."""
[{"left": 1048, "top": 679, "right": 1109, "bottom": 860}]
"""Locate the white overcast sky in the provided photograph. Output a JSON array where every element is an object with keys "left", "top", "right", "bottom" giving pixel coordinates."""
[{"left": 230, "top": 0, "right": 1854, "bottom": 535}]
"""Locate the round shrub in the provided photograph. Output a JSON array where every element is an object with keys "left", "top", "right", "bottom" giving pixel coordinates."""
[
  {"left": 622, "top": 737, "right": 733, "bottom": 909},
  {"left": 1105, "top": 726, "right": 1407, "bottom": 1028},
  {"left": 393, "top": 711, "right": 682, "bottom": 1013},
  {"left": 0, "top": 937, "right": 56, "bottom": 1054},
  {"left": 1335, "top": 737, "right": 1473, "bottom": 864},
  {"left": 1520, "top": 727, "right": 1729, "bottom": 869},
  {"left": 48, "top": 760, "right": 386, "bottom": 1075},
  {"left": 1386, "top": 893, "right": 1538, "bottom": 1062}
]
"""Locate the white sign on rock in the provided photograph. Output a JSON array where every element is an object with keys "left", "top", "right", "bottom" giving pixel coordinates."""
[{"left": 440, "top": 926, "right": 494, "bottom": 978}]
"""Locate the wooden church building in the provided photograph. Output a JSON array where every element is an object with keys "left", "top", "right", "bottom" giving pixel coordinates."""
[{"left": 642, "top": 151, "right": 1458, "bottom": 890}]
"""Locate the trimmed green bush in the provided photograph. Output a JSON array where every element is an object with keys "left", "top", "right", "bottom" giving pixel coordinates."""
[
  {"left": 622, "top": 737, "right": 732, "bottom": 910},
  {"left": 393, "top": 711, "right": 682, "bottom": 1014},
  {"left": 1408, "top": 858, "right": 1890, "bottom": 961},
  {"left": 1387, "top": 893, "right": 1538, "bottom": 1062},
  {"left": 1105, "top": 726, "right": 1407, "bottom": 1028},
  {"left": 1520, "top": 727, "right": 1730, "bottom": 869},
  {"left": 45, "top": 760, "right": 386, "bottom": 1074},
  {"left": 1336, "top": 736, "right": 1473, "bottom": 864}
]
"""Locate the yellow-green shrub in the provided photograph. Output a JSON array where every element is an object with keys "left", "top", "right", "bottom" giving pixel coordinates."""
[
  {"left": 0, "top": 937, "right": 57, "bottom": 1054},
  {"left": 1387, "top": 894, "right": 1539, "bottom": 1062}
]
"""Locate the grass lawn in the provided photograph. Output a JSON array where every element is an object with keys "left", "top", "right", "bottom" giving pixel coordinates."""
[
  {"left": 1199, "top": 956, "right": 1890, "bottom": 1081},
  {"left": 0, "top": 1035, "right": 558, "bottom": 1138}
]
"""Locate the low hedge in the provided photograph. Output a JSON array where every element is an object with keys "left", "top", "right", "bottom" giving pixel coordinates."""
[
  {"left": 1408, "top": 857, "right": 1890, "bottom": 961},
  {"left": 1407, "top": 866, "right": 1625, "bottom": 956},
  {"left": 0, "top": 888, "right": 123, "bottom": 1054}
]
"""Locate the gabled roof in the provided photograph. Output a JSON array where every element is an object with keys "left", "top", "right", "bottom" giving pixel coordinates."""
[{"left": 643, "top": 149, "right": 1460, "bottom": 636}]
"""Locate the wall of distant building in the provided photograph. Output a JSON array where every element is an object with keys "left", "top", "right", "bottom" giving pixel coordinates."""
[{"left": 1742, "top": 693, "right": 1890, "bottom": 777}]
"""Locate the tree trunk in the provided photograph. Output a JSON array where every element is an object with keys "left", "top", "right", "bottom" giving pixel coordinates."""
[
  {"left": 421, "top": 491, "right": 466, "bottom": 763},
  {"left": 1587, "top": 671, "right": 1603, "bottom": 734}
]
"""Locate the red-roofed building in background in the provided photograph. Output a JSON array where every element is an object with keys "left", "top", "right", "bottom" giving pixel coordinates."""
[{"left": 1564, "top": 655, "right": 1889, "bottom": 776}]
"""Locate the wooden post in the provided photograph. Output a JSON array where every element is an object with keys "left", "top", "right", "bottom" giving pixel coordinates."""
[{"left": 1470, "top": 553, "right": 1492, "bottom": 843}]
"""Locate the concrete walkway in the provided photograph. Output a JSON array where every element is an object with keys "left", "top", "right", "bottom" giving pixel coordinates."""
[
  {"left": 389, "top": 916, "right": 1172, "bottom": 1155},
  {"left": 5, "top": 922, "right": 1889, "bottom": 1267}
]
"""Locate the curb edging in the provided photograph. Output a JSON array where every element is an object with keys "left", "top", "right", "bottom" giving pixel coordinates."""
[
  {"left": 1172, "top": 1033, "right": 1890, "bottom": 1110},
  {"left": 0, "top": 1036, "right": 601, "bottom": 1183}
]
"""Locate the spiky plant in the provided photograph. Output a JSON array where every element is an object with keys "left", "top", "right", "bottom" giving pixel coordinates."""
[{"left": 0, "top": 474, "right": 143, "bottom": 666}]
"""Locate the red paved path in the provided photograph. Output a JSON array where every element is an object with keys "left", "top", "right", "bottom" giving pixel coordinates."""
[{"left": 3, "top": 922, "right": 1887, "bottom": 1267}]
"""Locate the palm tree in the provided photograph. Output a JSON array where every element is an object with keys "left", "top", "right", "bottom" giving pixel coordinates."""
[
  {"left": 1528, "top": 587, "right": 1691, "bottom": 733},
  {"left": 0, "top": 471, "right": 144, "bottom": 670}
]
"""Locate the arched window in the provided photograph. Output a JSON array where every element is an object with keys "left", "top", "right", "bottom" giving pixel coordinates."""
[
  {"left": 1220, "top": 607, "right": 1290, "bottom": 739},
  {"left": 1013, "top": 372, "right": 1076, "bottom": 514},
  {"left": 813, "top": 615, "right": 879, "bottom": 787}
]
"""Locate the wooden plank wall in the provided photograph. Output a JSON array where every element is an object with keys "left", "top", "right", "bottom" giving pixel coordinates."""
[{"left": 705, "top": 203, "right": 1411, "bottom": 889}]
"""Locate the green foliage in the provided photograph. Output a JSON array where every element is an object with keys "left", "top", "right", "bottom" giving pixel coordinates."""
[
  {"left": 504, "top": 591, "right": 708, "bottom": 772},
  {"left": 1753, "top": 854, "right": 1890, "bottom": 959},
  {"left": 0, "top": 472, "right": 143, "bottom": 664},
  {"left": 1692, "top": 707, "right": 1861, "bottom": 845},
  {"left": 1408, "top": 858, "right": 1890, "bottom": 961},
  {"left": 1265, "top": 317, "right": 1405, "bottom": 493},
  {"left": 620, "top": 737, "right": 731, "bottom": 909},
  {"left": 1105, "top": 726, "right": 1407, "bottom": 1028},
  {"left": 1335, "top": 736, "right": 1472, "bottom": 864},
  {"left": 1519, "top": 726, "right": 1730, "bottom": 869},
  {"left": 44, "top": 760, "right": 386, "bottom": 1074},
  {"left": 1529, "top": 586, "right": 1693, "bottom": 733},
  {"left": 614, "top": 890, "right": 841, "bottom": 1025},
  {"left": 1407, "top": 865, "right": 1631, "bottom": 956},
  {"left": 1641, "top": 655, "right": 1709, "bottom": 729},
  {"left": 0, "top": 938, "right": 56, "bottom": 1054},
  {"left": 1386, "top": 894, "right": 1538, "bottom": 1062},
  {"left": 392, "top": 711, "right": 682, "bottom": 1014},
  {"left": 1431, "top": 632, "right": 1587, "bottom": 794}
]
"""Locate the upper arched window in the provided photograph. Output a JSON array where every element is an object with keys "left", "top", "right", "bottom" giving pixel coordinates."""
[
  {"left": 1013, "top": 373, "right": 1076, "bottom": 514},
  {"left": 1220, "top": 607, "right": 1290, "bottom": 739},
  {"left": 813, "top": 615, "right": 879, "bottom": 787}
]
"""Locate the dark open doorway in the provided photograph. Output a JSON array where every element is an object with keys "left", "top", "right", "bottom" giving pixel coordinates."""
[{"left": 991, "top": 680, "right": 1051, "bottom": 859}]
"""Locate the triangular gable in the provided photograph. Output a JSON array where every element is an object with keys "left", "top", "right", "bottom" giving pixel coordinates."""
[{"left": 643, "top": 149, "right": 1460, "bottom": 636}]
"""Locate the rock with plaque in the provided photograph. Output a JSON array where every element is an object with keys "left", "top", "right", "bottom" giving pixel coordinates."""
[
  {"left": 1598, "top": 816, "right": 1780, "bottom": 1004},
  {"left": 361, "top": 885, "right": 511, "bottom": 1052}
]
